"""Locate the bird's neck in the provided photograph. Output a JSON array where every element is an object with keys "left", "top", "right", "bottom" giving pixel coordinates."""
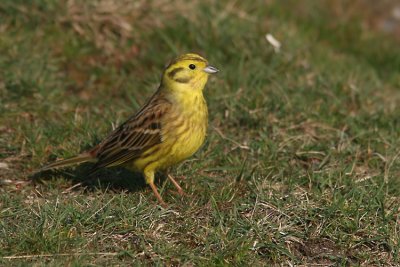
[{"left": 160, "top": 84, "right": 206, "bottom": 116}]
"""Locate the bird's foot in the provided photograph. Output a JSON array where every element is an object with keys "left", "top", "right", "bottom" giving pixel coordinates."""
[{"left": 167, "top": 174, "right": 186, "bottom": 196}]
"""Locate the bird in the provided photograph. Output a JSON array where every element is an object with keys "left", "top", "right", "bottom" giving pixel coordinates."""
[{"left": 39, "top": 53, "right": 219, "bottom": 207}]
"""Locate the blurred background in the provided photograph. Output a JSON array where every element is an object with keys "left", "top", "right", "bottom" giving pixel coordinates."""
[{"left": 0, "top": 0, "right": 399, "bottom": 265}]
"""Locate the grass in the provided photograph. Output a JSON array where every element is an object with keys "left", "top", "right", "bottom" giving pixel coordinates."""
[{"left": 1, "top": 0, "right": 400, "bottom": 265}]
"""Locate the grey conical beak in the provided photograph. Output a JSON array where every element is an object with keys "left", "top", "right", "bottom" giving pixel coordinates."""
[{"left": 203, "top": 65, "right": 219, "bottom": 74}]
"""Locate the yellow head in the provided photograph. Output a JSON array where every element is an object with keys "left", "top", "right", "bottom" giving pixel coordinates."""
[{"left": 161, "top": 53, "right": 218, "bottom": 93}]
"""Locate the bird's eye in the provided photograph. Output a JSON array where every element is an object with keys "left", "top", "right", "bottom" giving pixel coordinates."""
[{"left": 189, "top": 64, "right": 196, "bottom": 70}]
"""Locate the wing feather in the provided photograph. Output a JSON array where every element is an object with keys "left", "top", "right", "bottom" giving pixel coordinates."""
[{"left": 90, "top": 93, "right": 171, "bottom": 171}]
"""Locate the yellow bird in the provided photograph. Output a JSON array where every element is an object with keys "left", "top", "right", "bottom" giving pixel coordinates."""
[{"left": 40, "top": 53, "right": 219, "bottom": 206}]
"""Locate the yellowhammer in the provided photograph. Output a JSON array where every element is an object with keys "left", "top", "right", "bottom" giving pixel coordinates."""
[{"left": 40, "top": 53, "right": 218, "bottom": 206}]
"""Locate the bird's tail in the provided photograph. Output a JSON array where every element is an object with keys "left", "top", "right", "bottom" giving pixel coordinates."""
[{"left": 40, "top": 153, "right": 97, "bottom": 172}]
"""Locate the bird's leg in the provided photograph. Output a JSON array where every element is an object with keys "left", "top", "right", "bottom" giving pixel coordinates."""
[
  {"left": 144, "top": 169, "right": 167, "bottom": 207},
  {"left": 148, "top": 181, "right": 167, "bottom": 208},
  {"left": 167, "top": 174, "right": 185, "bottom": 196}
]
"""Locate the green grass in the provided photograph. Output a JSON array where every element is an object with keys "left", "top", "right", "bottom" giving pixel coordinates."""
[{"left": 1, "top": 0, "right": 400, "bottom": 265}]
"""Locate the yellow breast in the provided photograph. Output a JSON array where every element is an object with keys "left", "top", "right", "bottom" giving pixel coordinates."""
[
  {"left": 162, "top": 110, "right": 207, "bottom": 167},
  {"left": 131, "top": 94, "right": 208, "bottom": 172}
]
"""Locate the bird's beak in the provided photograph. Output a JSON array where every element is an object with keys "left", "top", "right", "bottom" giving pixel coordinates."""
[{"left": 203, "top": 65, "right": 219, "bottom": 74}]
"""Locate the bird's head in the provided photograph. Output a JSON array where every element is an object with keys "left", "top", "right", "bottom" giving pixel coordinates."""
[{"left": 162, "top": 53, "right": 218, "bottom": 93}]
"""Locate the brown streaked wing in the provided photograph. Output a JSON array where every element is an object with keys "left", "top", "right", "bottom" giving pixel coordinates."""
[{"left": 90, "top": 95, "right": 171, "bottom": 171}]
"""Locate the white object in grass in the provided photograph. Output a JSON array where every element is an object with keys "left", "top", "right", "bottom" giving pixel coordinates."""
[{"left": 265, "top": 33, "right": 281, "bottom": 53}]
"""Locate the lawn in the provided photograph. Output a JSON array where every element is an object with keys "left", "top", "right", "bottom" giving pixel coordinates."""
[{"left": 1, "top": 0, "right": 400, "bottom": 265}]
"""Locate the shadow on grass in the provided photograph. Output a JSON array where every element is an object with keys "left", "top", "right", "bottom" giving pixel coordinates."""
[{"left": 31, "top": 163, "right": 167, "bottom": 193}]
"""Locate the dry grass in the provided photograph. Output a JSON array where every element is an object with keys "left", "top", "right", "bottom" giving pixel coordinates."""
[{"left": 60, "top": 0, "right": 201, "bottom": 59}]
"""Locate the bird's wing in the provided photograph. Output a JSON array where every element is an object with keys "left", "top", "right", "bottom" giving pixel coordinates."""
[{"left": 90, "top": 95, "right": 172, "bottom": 171}]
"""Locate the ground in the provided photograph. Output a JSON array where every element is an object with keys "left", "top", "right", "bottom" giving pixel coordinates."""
[{"left": 1, "top": 0, "right": 400, "bottom": 265}]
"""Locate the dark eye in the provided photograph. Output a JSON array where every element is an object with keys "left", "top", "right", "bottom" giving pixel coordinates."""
[{"left": 189, "top": 64, "right": 196, "bottom": 70}]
